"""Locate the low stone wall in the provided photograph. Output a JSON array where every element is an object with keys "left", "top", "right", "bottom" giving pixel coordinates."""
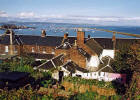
[{"left": 62, "top": 81, "right": 116, "bottom": 96}]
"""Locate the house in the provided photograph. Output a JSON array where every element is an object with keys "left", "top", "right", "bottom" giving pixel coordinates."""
[{"left": 0, "top": 29, "right": 138, "bottom": 83}]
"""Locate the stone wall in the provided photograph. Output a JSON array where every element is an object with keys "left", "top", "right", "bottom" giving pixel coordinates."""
[{"left": 62, "top": 81, "right": 116, "bottom": 96}]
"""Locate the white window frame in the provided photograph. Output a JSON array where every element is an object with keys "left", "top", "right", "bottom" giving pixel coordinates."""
[
  {"left": 32, "top": 47, "right": 35, "bottom": 52},
  {"left": 42, "top": 47, "right": 46, "bottom": 53},
  {"left": 5, "top": 46, "right": 9, "bottom": 52}
]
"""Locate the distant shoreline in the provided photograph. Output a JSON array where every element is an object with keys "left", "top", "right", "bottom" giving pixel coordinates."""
[{"left": 0, "top": 24, "right": 36, "bottom": 30}]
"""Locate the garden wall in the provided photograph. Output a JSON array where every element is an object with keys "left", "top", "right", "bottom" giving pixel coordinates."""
[{"left": 62, "top": 81, "right": 116, "bottom": 96}]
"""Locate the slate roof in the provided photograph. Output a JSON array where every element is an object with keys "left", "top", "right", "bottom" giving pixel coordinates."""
[
  {"left": 85, "top": 38, "right": 103, "bottom": 56},
  {"left": 62, "top": 61, "right": 89, "bottom": 73},
  {"left": 27, "top": 53, "right": 54, "bottom": 60},
  {"left": 0, "top": 72, "right": 29, "bottom": 82},
  {"left": 38, "top": 54, "right": 64, "bottom": 70},
  {"left": 52, "top": 54, "right": 64, "bottom": 67},
  {"left": 0, "top": 35, "right": 20, "bottom": 45},
  {"left": 19, "top": 35, "right": 63, "bottom": 46},
  {"left": 0, "top": 34, "right": 139, "bottom": 50},
  {"left": 31, "top": 61, "right": 42, "bottom": 67},
  {"left": 38, "top": 60, "right": 54, "bottom": 70},
  {"left": 94, "top": 38, "right": 138, "bottom": 49},
  {"left": 0, "top": 35, "right": 76, "bottom": 47}
]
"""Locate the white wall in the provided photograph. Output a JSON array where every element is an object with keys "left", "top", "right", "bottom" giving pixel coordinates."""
[
  {"left": 61, "top": 67, "right": 70, "bottom": 77},
  {"left": 86, "top": 55, "right": 100, "bottom": 71},
  {"left": 100, "top": 49, "right": 115, "bottom": 59},
  {"left": 73, "top": 71, "right": 126, "bottom": 83},
  {"left": 52, "top": 71, "right": 59, "bottom": 80}
]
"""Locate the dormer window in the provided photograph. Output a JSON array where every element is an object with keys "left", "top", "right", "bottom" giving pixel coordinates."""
[{"left": 32, "top": 47, "right": 35, "bottom": 52}]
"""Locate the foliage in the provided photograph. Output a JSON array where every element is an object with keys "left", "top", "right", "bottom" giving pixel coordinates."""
[
  {"left": 64, "top": 76, "right": 113, "bottom": 89},
  {"left": 69, "top": 91, "right": 122, "bottom": 100},
  {"left": 112, "top": 42, "right": 133, "bottom": 73},
  {"left": 41, "top": 80, "right": 52, "bottom": 88},
  {"left": 112, "top": 41, "right": 140, "bottom": 99},
  {"left": 0, "top": 61, "right": 11, "bottom": 72},
  {"left": 11, "top": 64, "right": 34, "bottom": 73},
  {"left": 0, "top": 85, "right": 54, "bottom": 100},
  {"left": 20, "top": 56, "right": 35, "bottom": 66},
  {"left": 112, "top": 40, "right": 140, "bottom": 73}
]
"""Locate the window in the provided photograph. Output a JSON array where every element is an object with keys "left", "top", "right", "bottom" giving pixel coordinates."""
[
  {"left": 52, "top": 49, "right": 55, "bottom": 54},
  {"left": 5, "top": 46, "right": 8, "bottom": 52},
  {"left": 14, "top": 46, "right": 18, "bottom": 53},
  {"left": 42, "top": 47, "right": 46, "bottom": 53},
  {"left": 32, "top": 47, "right": 35, "bottom": 52}
]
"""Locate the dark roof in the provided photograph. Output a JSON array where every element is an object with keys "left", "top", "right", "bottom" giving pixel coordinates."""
[
  {"left": 0, "top": 72, "right": 29, "bottom": 82},
  {"left": 0, "top": 35, "right": 76, "bottom": 47},
  {"left": 85, "top": 38, "right": 103, "bottom": 55},
  {"left": 31, "top": 61, "right": 42, "bottom": 67},
  {"left": 0, "top": 34, "right": 139, "bottom": 50},
  {"left": 94, "top": 38, "right": 139, "bottom": 49},
  {"left": 0, "top": 35, "right": 19, "bottom": 45},
  {"left": 38, "top": 60, "right": 55, "bottom": 70},
  {"left": 52, "top": 54, "right": 64, "bottom": 67},
  {"left": 0, "top": 35, "right": 63, "bottom": 46},
  {"left": 20, "top": 35, "right": 64, "bottom": 46},
  {"left": 63, "top": 61, "right": 89, "bottom": 73},
  {"left": 27, "top": 53, "right": 54, "bottom": 60},
  {"left": 38, "top": 54, "right": 64, "bottom": 70}
]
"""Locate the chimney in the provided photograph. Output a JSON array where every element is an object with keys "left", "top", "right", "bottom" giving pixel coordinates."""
[
  {"left": 88, "top": 35, "right": 90, "bottom": 39},
  {"left": 5, "top": 29, "right": 11, "bottom": 35},
  {"left": 74, "top": 40, "right": 77, "bottom": 46},
  {"left": 61, "top": 33, "right": 68, "bottom": 44},
  {"left": 77, "top": 28, "right": 85, "bottom": 45},
  {"left": 64, "top": 33, "right": 68, "bottom": 39},
  {"left": 41, "top": 30, "right": 46, "bottom": 37}
]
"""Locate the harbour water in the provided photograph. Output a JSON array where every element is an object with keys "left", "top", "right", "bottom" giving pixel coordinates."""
[{"left": 0, "top": 22, "right": 140, "bottom": 38}]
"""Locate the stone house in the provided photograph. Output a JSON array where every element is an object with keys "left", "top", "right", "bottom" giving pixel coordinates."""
[{"left": 0, "top": 29, "right": 138, "bottom": 71}]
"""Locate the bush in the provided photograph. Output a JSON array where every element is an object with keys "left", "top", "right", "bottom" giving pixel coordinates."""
[
  {"left": 11, "top": 64, "right": 34, "bottom": 73},
  {"left": 64, "top": 77, "right": 113, "bottom": 89}
]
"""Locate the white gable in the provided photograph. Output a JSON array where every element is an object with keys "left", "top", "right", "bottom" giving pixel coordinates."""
[{"left": 100, "top": 49, "right": 115, "bottom": 59}]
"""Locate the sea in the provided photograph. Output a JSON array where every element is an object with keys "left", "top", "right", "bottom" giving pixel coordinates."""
[{"left": 0, "top": 22, "right": 140, "bottom": 38}]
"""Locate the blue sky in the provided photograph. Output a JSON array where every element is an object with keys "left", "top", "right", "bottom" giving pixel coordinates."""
[{"left": 0, "top": 0, "right": 140, "bottom": 25}]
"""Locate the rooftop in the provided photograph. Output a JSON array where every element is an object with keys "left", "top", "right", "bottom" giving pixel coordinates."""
[{"left": 62, "top": 61, "right": 89, "bottom": 73}]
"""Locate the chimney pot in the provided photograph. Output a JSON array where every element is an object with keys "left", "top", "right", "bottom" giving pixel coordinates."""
[
  {"left": 41, "top": 30, "right": 46, "bottom": 37},
  {"left": 88, "top": 35, "right": 90, "bottom": 39},
  {"left": 78, "top": 28, "right": 83, "bottom": 31},
  {"left": 74, "top": 40, "right": 77, "bottom": 46},
  {"left": 64, "top": 33, "right": 68, "bottom": 39}
]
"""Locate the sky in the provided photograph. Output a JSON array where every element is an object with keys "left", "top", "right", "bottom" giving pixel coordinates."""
[{"left": 0, "top": 0, "right": 140, "bottom": 25}]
